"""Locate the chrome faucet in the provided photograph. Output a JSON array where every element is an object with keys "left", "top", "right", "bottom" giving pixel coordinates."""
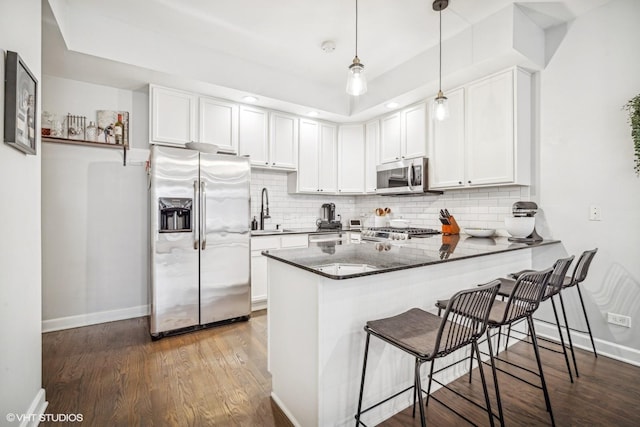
[{"left": 260, "top": 187, "right": 270, "bottom": 230}]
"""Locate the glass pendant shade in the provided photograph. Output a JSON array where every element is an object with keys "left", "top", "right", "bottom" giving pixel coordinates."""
[
  {"left": 346, "top": 57, "right": 367, "bottom": 96},
  {"left": 433, "top": 91, "right": 449, "bottom": 121}
]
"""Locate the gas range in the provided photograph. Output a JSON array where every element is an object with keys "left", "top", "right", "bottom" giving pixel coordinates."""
[{"left": 361, "top": 227, "right": 441, "bottom": 242}]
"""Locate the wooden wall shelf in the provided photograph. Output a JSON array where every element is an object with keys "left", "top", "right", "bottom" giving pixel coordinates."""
[{"left": 42, "top": 136, "right": 129, "bottom": 165}]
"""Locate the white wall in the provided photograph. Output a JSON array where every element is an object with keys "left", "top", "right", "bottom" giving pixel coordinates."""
[
  {"left": 0, "top": 0, "right": 47, "bottom": 423},
  {"left": 538, "top": 0, "right": 640, "bottom": 361},
  {"left": 41, "top": 76, "right": 149, "bottom": 331}
]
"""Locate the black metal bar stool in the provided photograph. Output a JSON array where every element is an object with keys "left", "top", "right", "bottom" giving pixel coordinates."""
[
  {"left": 436, "top": 269, "right": 554, "bottom": 426},
  {"left": 495, "top": 256, "right": 575, "bottom": 382},
  {"left": 508, "top": 249, "right": 598, "bottom": 377},
  {"left": 483, "top": 268, "right": 555, "bottom": 426},
  {"left": 354, "top": 281, "right": 500, "bottom": 427}
]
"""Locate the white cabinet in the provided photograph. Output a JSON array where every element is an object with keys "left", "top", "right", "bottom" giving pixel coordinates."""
[
  {"left": 199, "top": 97, "right": 238, "bottom": 153},
  {"left": 402, "top": 102, "right": 428, "bottom": 160},
  {"left": 365, "top": 120, "right": 380, "bottom": 193},
  {"left": 380, "top": 112, "right": 402, "bottom": 163},
  {"left": 150, "top": 85, "right": 196, "bottom": 146},
  {"left": 379, "top": 102, "right": 427, "bottom": 164},
  {"left": 251, "top": 234, "right": 308, "bottom": 309},
  {"left": 430, "top": 88, "right": 466, "bottom": 189},
  {"left": 150, "top": 85, "right": 238, "bottom": 153},
  {"left": 239, "top": 105, "right": 269, "bottom": 166},
  {"left": 291, "top": 119, "right": 337, "bottom": 193},
  {"left": 429, "top": 67, "right": 531, "bottom": 190},
  {"left": 337, "top": 124, "right": 365, "bottom": 194},
  {"left": 269, "top": 112, "right": 298, "bottom": 170},
  {"left": 240, "top": 108, "right": 297, "bottom": 170}
]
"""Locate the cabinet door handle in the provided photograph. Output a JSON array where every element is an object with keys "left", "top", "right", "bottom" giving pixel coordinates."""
[
  {"left": 468, "top": 180, "right": 472, "bottom": 184},
  {"left": 458, "top": 181, "right": 462, "bottom": 185}
]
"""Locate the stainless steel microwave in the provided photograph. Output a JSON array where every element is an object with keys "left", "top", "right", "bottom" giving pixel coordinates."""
[{"left": 375, "top": 157, "right": 442, "bottom": 195}]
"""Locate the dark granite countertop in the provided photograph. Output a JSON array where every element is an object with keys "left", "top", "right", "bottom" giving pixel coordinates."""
[{"left": 262, "top": 235, "right": 561, "bottom": 280}]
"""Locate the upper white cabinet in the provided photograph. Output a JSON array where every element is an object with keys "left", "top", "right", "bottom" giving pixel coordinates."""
[
  {"left": 150, "top": 85, "right": 238, "bottom": 153},
  {"left": 429, "top": 67, "right": 531, "bottom": 189},
  {"left": 239, "top": 105, "right": 269, "bottom": 166},
  {"left": 430, "top": 88, "right": 466, "bottom": 188},
  {"left": 150, "top": 85, "right": 196, "bottom": 146},
  {"left": 365, "top": 120, "right": 380, "bottom": 193},
  {"left": 380, "top": 112, "right": 402, "bottom": 163},
  {"left": 269, "top": 112, "right": 298, "bottom": 170},
  {"left": 380, "top": 102, "right": 427, "bottom": 164},
  {"left": 290, "top": 119, "right": 337, "bottom": 193},
  {"left": 199, "top": 97, "right": 238, "bottom": 153},
  {"left": 239, "top": 107, "right": 298, "bottom": 170},
  {"left": 337, "top": 124, "right": 365, "bottom": 194}
]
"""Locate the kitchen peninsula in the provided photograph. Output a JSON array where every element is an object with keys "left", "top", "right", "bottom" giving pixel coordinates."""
[{"left": 264, "top": 236, "right": 562, "bottom": 427}]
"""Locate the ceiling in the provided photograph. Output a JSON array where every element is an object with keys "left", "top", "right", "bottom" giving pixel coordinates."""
[{"left": 42, "top": 0, "right": 613, "bottom": 121}]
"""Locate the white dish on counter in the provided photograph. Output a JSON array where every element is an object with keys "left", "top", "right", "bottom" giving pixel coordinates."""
[
  {"left": 389, "top": 219, "right": 410, "bottom": 228},
  {"left": 464, "top": 228, "right": 496, "bottom": 237}
]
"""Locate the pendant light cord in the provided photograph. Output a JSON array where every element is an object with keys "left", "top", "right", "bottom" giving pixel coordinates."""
[
  {"left": 355, "top": 0, "right": 359, "bottom": 58},
  {"left": 438, "top": 8, "right": 442, "bottom": 92}
]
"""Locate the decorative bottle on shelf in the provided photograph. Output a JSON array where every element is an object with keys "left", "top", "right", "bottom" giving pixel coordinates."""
[
  {"left": 86, "top": 121, "right": 98, "bottom": 142},
  {"left": 114, "top": 114, "right": 124, "bottom": 145}
]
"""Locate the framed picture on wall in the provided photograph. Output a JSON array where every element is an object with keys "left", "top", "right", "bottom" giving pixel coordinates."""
[{"left": 3, "top": 50, "right": 38, "bottom": 155}]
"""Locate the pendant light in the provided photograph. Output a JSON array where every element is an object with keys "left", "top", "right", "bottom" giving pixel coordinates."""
[
  {"left": 346, "top": 0, "right": 367, "bottom": 96},
  {"left": 433, "top": 0, "right": 449, "bottom": 121}
]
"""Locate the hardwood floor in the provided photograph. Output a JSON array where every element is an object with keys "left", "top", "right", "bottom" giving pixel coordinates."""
[{"left": 43, "top": 311, "right": 640, "bottom": 426}]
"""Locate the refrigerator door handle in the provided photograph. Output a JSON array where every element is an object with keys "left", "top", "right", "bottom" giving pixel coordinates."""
[
  {"left": 193, "top": 180, "right": 199, "bottom": 250},
  {"left": 201, "top": 180, "right": 207, "bottom": 250}
]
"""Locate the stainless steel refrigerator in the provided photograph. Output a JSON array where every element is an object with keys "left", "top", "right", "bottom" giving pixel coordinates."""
[{"left": 149, "top": 145, "right": 251, "bottom": 338}]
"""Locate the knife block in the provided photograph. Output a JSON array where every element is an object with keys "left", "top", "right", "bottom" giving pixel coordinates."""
[{"left": 442, "top": 216, "right": 460, "bottom": 235}]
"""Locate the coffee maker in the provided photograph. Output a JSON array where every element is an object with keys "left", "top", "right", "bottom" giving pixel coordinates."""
[
  {"left": 509, "top": 201, "right": 543, "bottom": 242},
  {"left": 317, "top": 203, "right": 342, "bottom": 230}
]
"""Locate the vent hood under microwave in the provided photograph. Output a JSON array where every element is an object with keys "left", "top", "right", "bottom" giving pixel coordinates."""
[{"left": 375, "top": 158, "right": 443, "bottom": 196}]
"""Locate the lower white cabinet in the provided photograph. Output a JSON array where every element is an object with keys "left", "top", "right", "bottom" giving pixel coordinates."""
[{"left": 250, "top": 234, "right": 308, "bottom": 309}]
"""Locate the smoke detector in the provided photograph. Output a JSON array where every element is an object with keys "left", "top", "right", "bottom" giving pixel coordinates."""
[{"left": 321, "top": 40, "right": 336, "bottom": 53}]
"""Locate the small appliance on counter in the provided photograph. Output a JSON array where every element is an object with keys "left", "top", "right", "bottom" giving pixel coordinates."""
[
  {"left": 505, "top": 201, "right": 543, "bottom": 243},
  {"left": 317, "top": 203, "right": 342, "bottom": 230}
]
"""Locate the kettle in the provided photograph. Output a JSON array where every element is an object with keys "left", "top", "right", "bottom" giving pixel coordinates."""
[{"left": 321, "top": 203, "right": 336, "bottom": 222}]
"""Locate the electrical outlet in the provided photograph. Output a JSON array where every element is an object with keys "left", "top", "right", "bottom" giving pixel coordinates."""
[
  {"left": 589, "top": 205, "right": 602, "bottom": 221},
  {"left": 607, "top": 312, "right": 631, "bottom": 328}
]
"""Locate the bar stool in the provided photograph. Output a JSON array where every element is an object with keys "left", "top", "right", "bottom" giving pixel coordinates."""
[
  {"left": 354, "top": 281, "right": 500, "bottom": 427},
  {"left": 495, "top": 256, "right": 575, "bottom": 382},
  {"left": 436, "top": 268, "right": 554, "bottom": 426},
  {"left": 509, "top": 249, "right": 598, "bottom": 377},
  {"left": 485, "top": 269, "right": 555, "bottom": 426}
]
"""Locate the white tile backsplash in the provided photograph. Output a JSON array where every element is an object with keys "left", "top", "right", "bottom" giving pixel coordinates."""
[{"left": 250, "top": 168, "right": 530, "bottom": 233}]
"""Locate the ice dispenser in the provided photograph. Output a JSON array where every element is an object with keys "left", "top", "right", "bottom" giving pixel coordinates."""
[{"left": 159, "top": 198, "right": 192, "bottom": 232}]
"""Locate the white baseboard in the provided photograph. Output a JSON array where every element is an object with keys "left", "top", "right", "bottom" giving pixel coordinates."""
[
  {"left": 20, "top": 388, "right": 47, "bottom": 427},
  {"left": 252, "top": 297, "right": 267, "bottom": 312},
  {"left": 270, "top": 392, "right": 301, "bottom": 427},
  {"left": 534, "top": 320, "right": 640, "bottom": 367},
  {"left": 42, "top": 305, "right": 150, "bottom": 333}
]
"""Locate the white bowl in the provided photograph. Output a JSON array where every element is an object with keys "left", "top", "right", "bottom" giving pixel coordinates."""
[
  {"left": 504, "top": 217, "right": 535, "bottom": 238},
  {"left": 186, "top": 142, "right": 219, "bottom": 153},
  {"left": 464, "top": 228, "right": 495, "bottom": 238},
  {"left": 390, "top": 219, "right": 410, "bottom": 228}
]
